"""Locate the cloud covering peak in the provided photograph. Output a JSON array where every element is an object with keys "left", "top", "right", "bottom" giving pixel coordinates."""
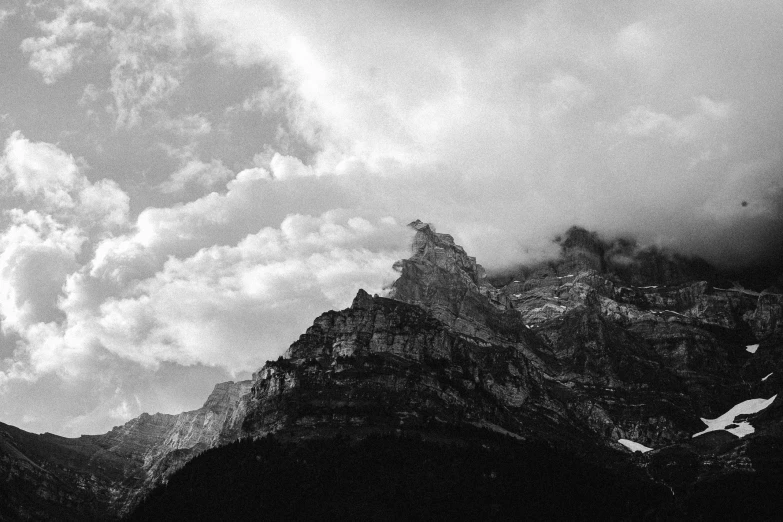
[{"left": 1, "top": 0, "right": 782, "bottom": 434}]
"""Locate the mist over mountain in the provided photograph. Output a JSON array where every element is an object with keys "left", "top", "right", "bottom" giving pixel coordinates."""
[{"left": 487, "top": 225, "right": 783, "bottom": 293}]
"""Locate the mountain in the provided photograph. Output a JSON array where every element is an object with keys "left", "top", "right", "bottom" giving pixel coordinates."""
[
  {"left": 1, "top": 220, "right": 782, "bottom": 520},
  {"left": 0, "top": 380, "right": 250, "bottom": 520}
]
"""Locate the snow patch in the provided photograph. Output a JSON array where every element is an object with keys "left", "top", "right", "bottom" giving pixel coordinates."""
[
  {"left": 762, "top": 372, "right": 773, "bottom": 382},
  {"left": 692, "top": 395, "right": 777, "bottom": 438},
  {"left": 662, "top": 310, "right": 686, "bottom": 316},
  {"left": 746, "top": 344, "right": 759, "bottom": 354},
  {"left": 714, "top": 287, "right": 760, "bottom": 296},
  {"left": 618, "top": 439, "right": 653, "bottom": 453}
]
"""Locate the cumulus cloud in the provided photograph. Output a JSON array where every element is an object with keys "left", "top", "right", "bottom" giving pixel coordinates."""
[
  {"left": 1, "top": 134, "right": 409, "bottom": 392},
  {"left": 80, "top": 213, "right": 403, "bottom": 371},
  {"left": 49, "top": 204, "right": 407, "bottom": 375},
  {"left": 269, "top": 153, "right": 317, "bottom": 180},
  {"left": 2, "top": 131, "right": 81, "bottom": 207},
  {"left": 0, "top": 133, "right": 132, "bottom": 386},
  {"left": 0, "top": 210, "right": 83, "bottom": 334},
  {"left": 1, "top": 131, "right": 129, "bottom": 232}
]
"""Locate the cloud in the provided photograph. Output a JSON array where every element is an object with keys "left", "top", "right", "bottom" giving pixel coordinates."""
[
  {"left": 203, "top": 0, "right": 781, "bottom": 268},
  {"left": 59, "top": 209, "right": 407, "bottom": 373},
  {"left": 0, "top": 210, "right": 83, "bottom": 335},
  {"left": 4, "top": 0, "right": 783, "bottom": 436},
  {"left": 538, "top": 74, "right": 595, "bottom": 125},
  {"left": 20, "top": 0, "right": 194, "bottom": 127},
  {"left": 160, "top": 113, "right": 212, "bottom": 137},
  {"left": 0, "top": 133, "right": 133, "bottom": 387},
  {"left": 19, "top": 3, "right": 105, "bottom": 84},
  {"left": 1, "top": 132, "right": 409, "bottom": 389},
  {"left": 158, "top": 159, "right": 232, "bottom": 193},
  {"left": 1, "top": 131, "right": 129, "bottom": 233},
  {"left": 16, "top": 1, "right": 783, "bottom": 270},
  {"left": 696, "top": 96, "right": 731, "bottom": 120},
  {"left": 615, "top": 96, "right": 732, "bottom": 144},
  {"left": 617, "top": 106, "right": 694, "bottom": 142},
  {"left": 21, "top": 42, "right": 77, "bottom": 84},
  {"left": 110, "top": 59, "right": 182, "bottom": 129},
  {"left": 2, "top": 131, "right": 81, "bottom": 207},
  {"left": 0, "top": 9, "right": 13, "bottom": 26},
  {"left": 616, "top": 21, "right": 657, "bottom": 61},
  {"left": 269, "top": 153, "right": 316, "bottom": 179}
]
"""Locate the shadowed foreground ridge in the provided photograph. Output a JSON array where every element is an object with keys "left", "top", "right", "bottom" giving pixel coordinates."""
[{"left": 2, "top": 220, "right": 783, "bottom": 520}]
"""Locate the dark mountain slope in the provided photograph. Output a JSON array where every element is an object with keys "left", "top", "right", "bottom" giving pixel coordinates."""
[{"left": 129, "top": 431, "right": 668, "bottom": 522}]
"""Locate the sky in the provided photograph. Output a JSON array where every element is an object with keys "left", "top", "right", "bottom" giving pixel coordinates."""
[{"left": 0, "top": 0, "right": 782, "bottom": 436}]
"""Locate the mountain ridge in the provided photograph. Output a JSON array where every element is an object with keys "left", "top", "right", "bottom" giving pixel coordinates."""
[{"left": 1, "top": 220, "right": 782, "bottom": 519}]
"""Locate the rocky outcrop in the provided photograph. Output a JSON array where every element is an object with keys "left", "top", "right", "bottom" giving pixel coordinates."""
[
  {"left": 389, "top": 220, "right": 515, "bottom": 339},
  {"left": 96, "top": 379, "right": 252, "bottom": 512},
  {"left": 0, "top": 380, "right": 251, "bottom": 519},
  {"left": 387, "top": 220, "right": 558, "bottom": 372},
  {"left": 240, "top": 289, "right": 551, "bottom": 440}
]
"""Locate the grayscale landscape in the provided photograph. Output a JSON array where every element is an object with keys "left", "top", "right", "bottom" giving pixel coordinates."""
[{"left": 1, "top": 1, "right": 782, "bottom": 520}]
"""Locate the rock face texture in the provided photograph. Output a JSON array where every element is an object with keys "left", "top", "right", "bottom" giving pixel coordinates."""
[
  {"left": 236, "top": 220, "right": 783, "bottom": 515},
  {"left": 1, "top": 220, "right": 782, "bottom": 519},
  {"left": 240, "top": 289, "right": 563, "bottom": 444},
  {"left": 0, "top": 380, "right": 251, "bottom": 519}
]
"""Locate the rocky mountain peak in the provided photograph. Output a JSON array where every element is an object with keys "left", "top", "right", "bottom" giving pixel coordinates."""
[
  {"left": 403, "top": 219, "right": 485, "bottom": 286},
  {"left": 2, "top": 221, "right": 783, "bottom": 520},
  {"left": 387, "top": 220, "right": 516, "bottom": 343},
  {"left": 350, "top": 287, "right": 375, "bottom": 309}
]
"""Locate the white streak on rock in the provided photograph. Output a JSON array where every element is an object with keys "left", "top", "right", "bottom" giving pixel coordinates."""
[{"left": 617, "top": 439, "right": 653, "bottom": 453}]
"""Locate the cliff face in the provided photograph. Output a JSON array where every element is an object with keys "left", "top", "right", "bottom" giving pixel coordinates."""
[
  {"left": 2, "top": 220, "right": 782, "bottom": 519},
  {"left": 238, "top": 220, "right": 783, "bottom": 505},
  {"left": 388, "top": 220, "right": 519, "bottom": 342},
  {"left": 240, "top": 289, "right": 562, "bottom": 444},
  {"left": 0, "top": 380, "right": 251, "bottom": 519}
]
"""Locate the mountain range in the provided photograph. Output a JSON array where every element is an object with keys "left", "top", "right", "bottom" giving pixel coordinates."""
[{"left": 2, "top": 220, "right": 782, "bottom": 520}]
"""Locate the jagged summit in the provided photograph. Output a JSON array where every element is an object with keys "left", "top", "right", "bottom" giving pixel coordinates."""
[
  {"left": 388, "top": 219, "right": 521, "bottom": 344},
  {"left": 402, "top": 219, "right": 485, "bottom": 286}
]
